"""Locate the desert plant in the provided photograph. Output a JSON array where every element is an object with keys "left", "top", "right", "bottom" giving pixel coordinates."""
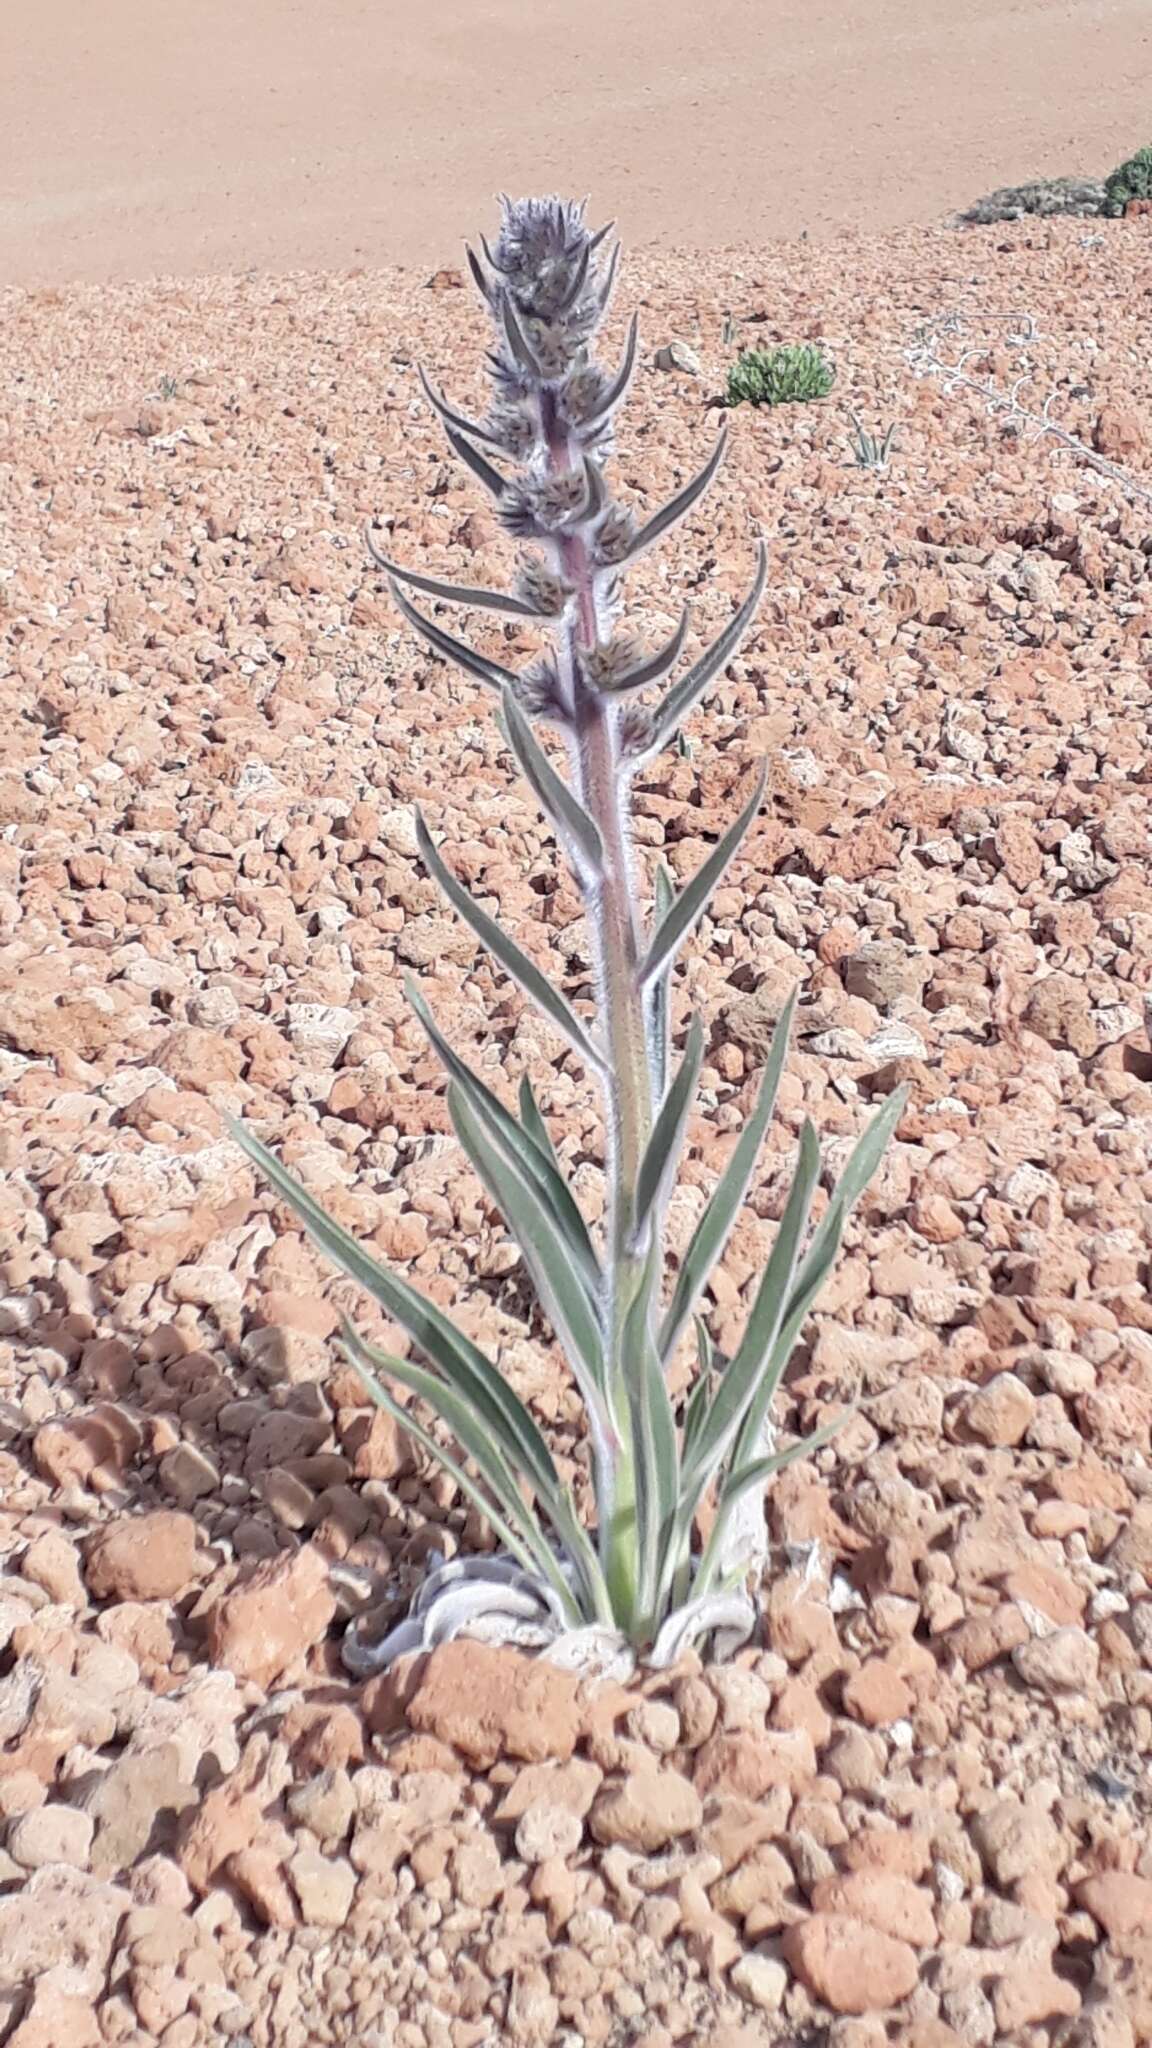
[
  {"left": 725, "top": 343, "right": 835, "bottom": 409},
  {"left": 848, "top": 413, "right": 897, "bottom": 471},
  {"left": 232, "top": 198, "right": 902, "bottom": 1676},
  {"left": 907, "top": 311, "right": 1152, "bottom": 510},
  {"left": 1103, "top": 145, "right": 1152, "bottom": 216},
  {"left": 956, "top": 176, "right": 1105, "bottom": 226}
]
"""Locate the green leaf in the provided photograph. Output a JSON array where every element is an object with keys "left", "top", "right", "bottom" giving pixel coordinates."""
[
  {"left": 447, "top": 1083, "right": 608, "bottom": 1403},
  {"left": 228, "top": 1117, "right": 571, "bottom": 1509},
  {"left": 717, "top": 1410, "right": 852, "bottom": 1520},
  {"left": 680, "top": 1316, "right": 719, "bottom": 1465},
  {"left": 584, "top": 312, "right": 639, "bottom": 425},
  {"left": 371, "top": 546, "right": 544, "bottom": 619},
  {"left": 659, "top": 987, "right": 797, "bottom": 1365},
  {"left": 632, "top": 1016, "right": 704, "bottom": 1247},
  {"left": 341, "top": 1323, "right": 583, "bottom": 1621},
  {"left": 391, "top": 580, "right": 519, "bottom": 693},
  {"left": 643, "top": 543, "right": 768, "bottom": 756},
  {"left": 620, "top": 1250, "right": 680, "bottom": 1624},
  {"left": 415, "top": 810, "right": 606, "bottom": 1072},
  {"left": 638, "top": 762, "right": 767, "bottom": 989},
  {"left": 623, "top": 429, "right": 728, "bottom": 564},
  {"left": 442, "top": 419, "right": 511, "bottom": 500},
  {"left": 729, "top": 1086, "right": 907, "bottom": 1475},
  {"left": 695, "top": 1410, "right": 851, "bottom": 1599},
  {"left": 500, "top": 688, "right": 604, "bottom": 881},
  {"left": 597, "top": 609, "right": 690, "bottom": 698},
  {"left": 682, "top": 1120, "right": 820, "bottom": 1493},
  {"left": 406, "top": 980, "right": 601, "bottom": 1301},
  {"left": 417, "top": 363, "right": 506, "bottom": 446},
  {"left": 645, "top": 862, "right": 677, "bottom": 1101},
  {"left": 518, "top": 1074, "right": 559, "bottom": 1166}
]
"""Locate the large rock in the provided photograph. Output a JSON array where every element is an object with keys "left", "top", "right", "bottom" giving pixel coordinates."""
[
  {"left": 0, "top": 1865, "right": 130, "bottom": 1999},
  {"left": 84, "top": 1511, "right": 201, "bottom": 1601},
  {"left": 783, "top": 1912, "right": 919, "bottom": 2013},
  {"left": 405, "top": 1641, "right": 582, "bottom": 1768}
]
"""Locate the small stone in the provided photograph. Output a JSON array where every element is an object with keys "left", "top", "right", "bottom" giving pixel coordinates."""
[
  {"left": 158, "top": 1441, "right": 220, "bottom": 1504},
  {"left": 288, "top": 1847, "right": 357, "bottom": 1926},
  {"left": 7, "top": 1804, "right": 95, "bottom": 1871},
  {"left": 205, "top": 1543, "right": 336, "bottom": 1688},
  {"left": 284, "top": 1767, "right": 355, "bottom": 1842},
  {"left": 842, "top": 942, "right": 927, "bottom": 1011},
  {"left": 84, "top": 1511, "right": 201, "bottom": 1601},
  {"left": 1012, "top": 1627, "right": 1099, "bottom": 1696},
  {"left": 693, "top": 1728, "right": 815, "bottom": 1799},
  {"left": 1076, "top": 1871, "right": 1152, "bottom": 1937},
  {"left": 653, "top": 341, "right": 701, "bottom": 375},
  {"left": 589, "top": 1770, "right": 703, "bottom": 1851},
  {"left": 514, "top": 1802, "right": 584, "bottom": 1864},
  {"left": 19, "top": 1531, "right": 86, "bottom": 1607},
  {"left": 811, "top": 1871, "right": 936, "bottom": 1945},
  {"left": 783, "top": 1913, "right": 919, "bottom": 2014},
  {"left": 960, "top": 1372, "right": 1036, "bottom": 1448},
  {"left": 842, "top": 1658, "right": 913, "bottom": 1727},
  {"left": 729, "top": 1950, "right": 788, "bottom": 2011},
  {"left": 83, "top": 1741, "right": 197, "bottom": 1875},
  {"left": 970, "top": 1799, "right": 1063, "bottom": 1887}
]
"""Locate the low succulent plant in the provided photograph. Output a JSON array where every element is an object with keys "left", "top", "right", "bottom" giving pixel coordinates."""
[
  {"left": 725, "top": 343, "right": 835, "bottom": 409},
  {"left": 1103, "top": 145, "right": 1152, "bottom": 217},
  {"left": 232, "top": 197, "right": 901, "bottom": 1678},
  {"left": 848, "top": 413, "right": 897, "bottom": 471}
]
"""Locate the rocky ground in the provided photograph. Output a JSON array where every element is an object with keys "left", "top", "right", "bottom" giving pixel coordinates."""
[{"left": 1, "top": 214, "right": 1151, "bottom": 2048}]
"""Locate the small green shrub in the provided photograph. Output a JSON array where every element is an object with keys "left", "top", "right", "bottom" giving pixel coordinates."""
[
  {"left": 1104, "top": 145, "right": 1152, "bottom": 216},
  {"left": 725, "top": 344, "right": 835, "bottom": 409}
]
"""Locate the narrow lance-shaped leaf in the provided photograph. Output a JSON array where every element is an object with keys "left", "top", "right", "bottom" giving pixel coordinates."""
[
  {"left": 415, "top": 810, "right": 607, "bottom": 1072},
  {"left": 501, "top": 292, "right": 544, "bottom": 378},
  {"left": 464, "top": 244, "right": 493, "bottom": 304},
  {"left": 228, "top": 1118, "right": 574, "bottom": 1516},
  {"left": 640, "top": 542, "right": 768, "bottom": 758},
  {"left": 597, "top": 609, "right": 691, "bottom": 697},
  {"left": 584, "top": 312, "right": 640, "bottom": 426},
  {"left": 631, "top": 1016, "right": 704, "bottom": 1248},
  {"left": 659, "top": 987, "right": 797, "bottom": 1365},
  {"left": 556, "top": 235, "right": 593, "bottom": 315},
  {"left": 620, "top": 1250, "right": 680, "bottom": 1625},
  {"left": 695, "top": 1410, "right": 851, "bottom": 1600},
  {"left": 446, "top": 1082, "right": 608, "bottom": 1405},
  {"left": 390, "top": 580, "right": 518, "bottom": 693},
  {"left": 343, "top": 1320, "right": 607, "bottom": 1622},
  {"left": 683, "top": 1120, "right": 820, "bottom": 1491},
  {"left": 441, "top": 419, "right": 510, "bottom": 500},
  {"left": 645, "top": 862, "right": 677, "bottom": 1104},
  {"left": 371, "top": 541, "right": 546, "bottom": 620},
  {"left": 638, "top": 762, "right": 767, "bottom": 989},
  {"left": 341, "top": 1323, "right": 584, "bottom": 1622},
  {"left": 729, "top": 1086, "right": 907, "bottom": 1475},
  {"left": 620, "top": 428, "right": 727, "bottom": 565},
  {"left": 518, "top": 1074, "right": 560, "bottom": 1172},
  {"left": 417, "top": 363, "right": 506, "bottom": 447},
  {"left": 500, "top": 687, "right": 604, "bottom": 881},
  {"left": 405, "top": 978, "right": 601, "bottom": 1300}
]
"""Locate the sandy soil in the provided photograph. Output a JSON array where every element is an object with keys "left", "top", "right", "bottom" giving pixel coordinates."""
[{"left": 3, "top": 0, "right": 1151, "bottom": 284}]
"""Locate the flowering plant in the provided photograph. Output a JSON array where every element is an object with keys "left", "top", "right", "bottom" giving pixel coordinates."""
[{"left": 234, "top": 199, "right": 902, "bottom": 1674}]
